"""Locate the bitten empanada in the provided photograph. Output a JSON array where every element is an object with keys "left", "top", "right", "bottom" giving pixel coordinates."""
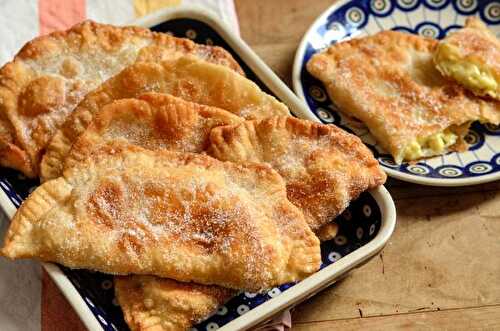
[
  {"left": 208, "top": 116, "right": 386, "bottom": 236},
  {"left": 307, "top": 31, "right": 500, "bottom": 163},
  {"left": 0, "top": 20, "right": 241, "bottom": 177},
  {"left": 41, "top": 57, "right": 289, "bottom": 181},
  {"left": 434, "top": 17, "right": 500, "bottom": 99},
  {"left": 2, "top": 144, "right": 320, "bottom": 291},
  {"left": 115, "top": 276, "right": 235, "bottom": 331},
  {"left": 63, "top": 93, "right": 242, "bottom": 171}
]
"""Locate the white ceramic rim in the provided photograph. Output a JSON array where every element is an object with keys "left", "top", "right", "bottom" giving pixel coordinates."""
[
  {"left": 0, "top": 5, "right": 397, "bottom": 331},
  {"left": 292, "top": 0, "right": 500, "bottom": 187}
]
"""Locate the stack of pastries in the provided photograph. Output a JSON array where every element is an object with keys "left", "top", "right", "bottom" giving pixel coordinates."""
[{"left": 0, "top": 21, "right": 386, "bottom": 330}]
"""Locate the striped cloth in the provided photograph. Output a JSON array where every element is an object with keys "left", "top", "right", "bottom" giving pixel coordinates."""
[{"left": 0, "top": 0, "right": 240, "bottom": 66}]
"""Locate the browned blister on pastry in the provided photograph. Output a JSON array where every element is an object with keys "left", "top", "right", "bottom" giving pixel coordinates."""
[
  {"left": 115, "top": 276, "right": 235, "bottom": 331},
  {"left": 40, "top": 56, "right": 289, "bottom": 181},
  {"left": 434, "top": 17, "right": 500, "bottom": 99},
  {"left": 63, "top": 93, "right": 243, "bottom": 170},
  {"left": 1, "top": 144, "right": 320, "bottom": 291},
  {"left": 307, "top": 30, "right": 500, "bottom": 163},
  {"left": 0, "top": 20, "right": 242, "bottom": 177},
  {"left": 208, "top": 116, "right": 386, "bottom": 238}
]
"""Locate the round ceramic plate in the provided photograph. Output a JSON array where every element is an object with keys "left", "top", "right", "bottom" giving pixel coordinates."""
[{"left": 293, "top": 0, "right": 500, "bottom": 186}]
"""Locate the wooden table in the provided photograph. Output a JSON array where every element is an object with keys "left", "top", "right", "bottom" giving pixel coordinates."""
[{"left": 42, "top": 1, "right": 500, "bottom": 330}]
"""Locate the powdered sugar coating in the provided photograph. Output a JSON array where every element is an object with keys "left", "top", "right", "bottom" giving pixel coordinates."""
[
  {"left": 63, "top": 93, "right": 243, "bottom": 171},
  {"left": 208, "top": 116, "right": 386, "bottom": 233}
]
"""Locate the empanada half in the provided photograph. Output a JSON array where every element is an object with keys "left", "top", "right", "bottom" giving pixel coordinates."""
[
  {"left": 115, "top": 276, "right": 235, "bottom": 331},
  {"left": 434, "top": 17, "right": 500, "bottom": 99},
  {"left": 63, "top": 93, "right": 243, "bottom": 171},
  {"left": 0, "top": 20, "right": 241, "bottom": 177},
  {"left": 208, "top": 116, "right": 386, "bottom": 235},
  {"left": 41, "top": 57, "right": 289, "bottom": 181},
  {"left": 2, "top": 144, "right": 320, "bottom": 291},
  {"left": 307, "top": 30, "right": 500, "bottom": 163}
]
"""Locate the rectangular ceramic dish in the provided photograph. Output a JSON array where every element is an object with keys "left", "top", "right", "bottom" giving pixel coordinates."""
[{"left": 0, "top": 6, "right": 396, "bottom": 331}]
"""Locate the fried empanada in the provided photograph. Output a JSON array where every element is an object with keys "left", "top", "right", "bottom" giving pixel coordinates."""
[
  {"left": 434, "top": 17, "right": 500, "bottom": 99},
  {"left": 0, "top": 20, "right": 241, "bottom": 177},
  {"left": 61, "top": 92, "right": 243, "bottom": 331},
  {"left": 208, "top": 116, "right": 386, "bottom": 236},
  {"left": 2, "top": 144, "right": 320, "bottom": 291},
  {"left": 307, "top": 31, "right": 500, "bottom": 163},
  {"left": 115, "top": 276, "right": 235, "bottom": 331},
  {"left": 40, "top": 57, "right": 289, "bottom": 181},
  {"left": 63, "top": 93, "right": 242, "bottom": 170}
]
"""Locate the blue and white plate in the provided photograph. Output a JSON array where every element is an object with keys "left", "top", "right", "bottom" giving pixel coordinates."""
[{"left": 293, "top": 0, "right": 500, "bottom": 186}]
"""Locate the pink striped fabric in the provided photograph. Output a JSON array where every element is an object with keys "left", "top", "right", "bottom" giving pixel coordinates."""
[{"left": 39, "top": 0, "right": 86, "bottom": 35}]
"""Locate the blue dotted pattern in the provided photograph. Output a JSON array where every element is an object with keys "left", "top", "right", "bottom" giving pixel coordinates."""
[
  {"left": 299, "top": 0, "right": 500, "bottom": 180},
  {"left": 0, "top": 19, "right": 384, "bottom": 331}
]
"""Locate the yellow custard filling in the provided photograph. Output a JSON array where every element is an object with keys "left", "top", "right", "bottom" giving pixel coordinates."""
[
  {"left": 435, "top": 44, "right": 499, "bottom": 99},
  {"left": 401, "top": 130, "right": 457, "bottom": 162}
]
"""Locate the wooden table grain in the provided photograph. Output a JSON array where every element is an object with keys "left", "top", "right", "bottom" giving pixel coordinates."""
[{"left": 42, "top": 1, "right": 500, "bottom": 330}]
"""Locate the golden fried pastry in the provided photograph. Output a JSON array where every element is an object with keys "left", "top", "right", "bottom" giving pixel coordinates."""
[
  {"left": 307, "top": 30, "right": 500, "bottom": 163},
  {"left": 0, "top": 20, "right": 241, "bottom": 178},
  {"left": 208, "top": 116, "right": 386, "bottom": 236},
  {"left": 60, "top": 94, "right": 239, "bottom": 330},
  {"left": 435, "top": 18, "right": 500, "bottom": 99},
  {"left": 40, "top": 57, "right": 289, "bottom": 181},
  {"left": 63, "top": 93, "right": 242, "bottom": 170},
  {"left": 2, "top": 144, "right": 320, "bottom": 291},
  {"left": 61, "top": 93, "right": 243, "bottom": 331},
  {"left": 115, "top": 276, "right": 235, "bottom": 331}
]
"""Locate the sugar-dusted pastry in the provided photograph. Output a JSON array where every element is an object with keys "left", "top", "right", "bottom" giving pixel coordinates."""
[
  {"left": 434, "top": 17, "right": 500, "bottom": 100},
  {"left": 61, "top": 93, "right": 240, "bottom": 330},
  {"left": 0, "top": 20, "right": 242, "bottom": 178},
  {"left": 63, "top": 93, "right": 243, "bottom": 170},
  {"left": 307, "top": 31, "right": 500, "bottom": 163},
  {"left": 115, "top": 276, "right": 235, "bottom": 331},
  {"left": 40, "top": 57, "right": 289, "bottom": 181},
  {"left": 61, "top": 93, "right": 242, "bottom": 331},
  {"left": 208, "top": 116, "right": 386, "bottom": 237},
  {"left": 2, "top": 144, "right": 320, "bottom": 291}
]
